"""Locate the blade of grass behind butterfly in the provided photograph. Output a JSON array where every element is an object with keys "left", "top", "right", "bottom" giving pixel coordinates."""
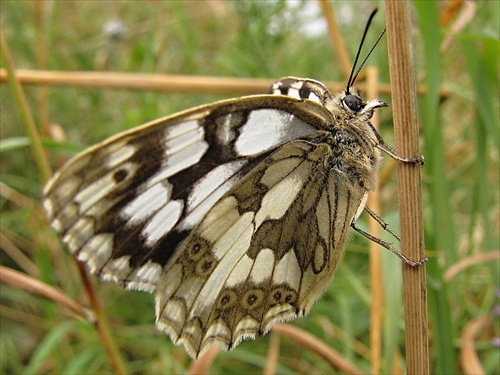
[
  {"left": 459, "top": 12, "right": 500, "bottom": 354},
  {"left": 61, "top": 346, "right": 104, "bottom": 375},
  {"left": 414, "top": 1, "right": 457, "bottom": 263},
  {"left": 413, "top": 2, "right": 457, "bottom": 374},
  {"left": 461, "top": 29, "right": 499, "bottom": 255},
  {"left": 24, "top": 321, "right": 76, "bottom": 374}
]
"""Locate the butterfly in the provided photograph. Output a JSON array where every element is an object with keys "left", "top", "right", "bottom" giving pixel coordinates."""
[{"left": 42, "top": 11, "right": 426, "bottom": 359}]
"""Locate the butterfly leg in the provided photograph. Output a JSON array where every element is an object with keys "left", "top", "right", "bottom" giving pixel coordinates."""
[
  {"left": 350, "top": 212, "right": 428, "bottom": 267},
  {"left": 363, "top": 206, "right": 401, "bottom": 241},
  {"left": 366, "top": 122, "right": 424, "bottom": 164},
  {"left": 376, "top": 143, "right": 424, "bottom": 164}
]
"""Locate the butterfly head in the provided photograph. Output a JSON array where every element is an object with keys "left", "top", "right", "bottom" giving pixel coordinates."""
[
  {"left": 341, "top": 8, "right": 387, "bottom": 119},
  {"left": 332, "top": 87, "right": 388, "bottom": 124}
]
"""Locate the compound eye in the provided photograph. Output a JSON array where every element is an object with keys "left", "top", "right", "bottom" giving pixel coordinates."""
[{"left": 343, "top": 94, "right": 363, "bottom": 112}]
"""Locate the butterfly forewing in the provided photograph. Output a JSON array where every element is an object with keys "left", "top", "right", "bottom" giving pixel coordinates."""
[{"left": 43, "top": 77, "right": 382, "bottom": 358}]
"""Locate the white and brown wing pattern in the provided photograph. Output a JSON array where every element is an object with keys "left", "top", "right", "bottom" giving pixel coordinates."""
[{"left": 43, "top": 77, "right": 385, "bottom": 358}]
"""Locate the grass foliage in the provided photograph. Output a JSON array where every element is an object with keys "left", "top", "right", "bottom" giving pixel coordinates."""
[{"left": 1, "top": 1, "right": 498, "bottom": 374}]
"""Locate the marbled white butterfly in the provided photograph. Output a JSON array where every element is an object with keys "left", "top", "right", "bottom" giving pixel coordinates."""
[{"left": 42, "top": 11, "right": 426, "bottom": 359}]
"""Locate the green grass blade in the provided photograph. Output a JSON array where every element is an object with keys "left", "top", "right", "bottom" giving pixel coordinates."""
[
  {"left": 24, "top": 321, "right": 76, "bottom": 374},
  {"left": 414, "top": 1, "right": 457, "bottom": 373}
]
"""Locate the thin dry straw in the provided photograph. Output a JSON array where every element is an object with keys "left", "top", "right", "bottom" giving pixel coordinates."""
[
  {"left": 0, "top": 68, "right": 447, "bottom": 96},
  {"left": 273, "top": 324, "right": 363, "bottom": 375},
  {"left": 0, "top": 30, "right": 51, "bottom": 183},
  {"left": 0, "top": 265, "right": 94, "bottom": 322},
  {"left": 366, "top": 66, "right": 384, "bottom": 375},
  {"left": 385, "top": 1, "right": 430, "bottom": 374}
]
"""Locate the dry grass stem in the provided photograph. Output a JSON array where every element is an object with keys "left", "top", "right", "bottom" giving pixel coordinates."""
[
  {"left": 264, "top": 331, "right": 281, "bottom": 375},
  {"left": 460, "top": 317, "right": 491, "bottom": 375},
  {"left": 0, "top": 30, "right": 51, "bottom": 182},
  {"left": 366, "top": 66, "right": 384, "bottom": 375},
  {"left": 73, "top": 260, "right": 128, "bottom": 375},
  {"left": 0, "top": 232, "right": 39, "bottom": 276},
  {"left": 0, "top": 266, "right": 94, "bottom": 321},
  {"left": 0, "top": 68, "right": 448, "bottom": 97},
  {"left": 443, "top": 251, "right": 500, "bottom": 281},
  {"left": 188, "top": 346, "right": 219, "bottom": 375},
  {"left": 273, "top": 324, "right": 363, "bottom": 375},
  {"left": 34, "top": 0, "right": 49, "bottom": 135},
  {"left": 318, "top": 0, "right": 352, "bottom": 80},
  {"left": 385, "top": 1, "right": 429, "bottom": 373}
]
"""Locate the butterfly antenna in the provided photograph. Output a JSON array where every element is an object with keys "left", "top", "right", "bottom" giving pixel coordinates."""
[
  {"left": 350, "top": 27, "right": 386, "bottom": 88},
  {"left": 346, "top": 8, "right": 381, "bottom": 94}
]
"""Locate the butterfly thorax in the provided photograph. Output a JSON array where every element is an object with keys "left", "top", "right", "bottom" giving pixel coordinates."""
[
  {"left": 308, "top": 128, "right": 380, "bottom": 193},
  {"left": 270, "top": 77, "right": 384, "bottom": 192},
  {"left": 310, "top": 92, "right": 383, "bottom": 192}
]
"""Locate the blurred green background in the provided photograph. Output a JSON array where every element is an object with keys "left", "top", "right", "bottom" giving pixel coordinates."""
[{"left": 1, "top": 1, "right": 498, "bottom": 374}]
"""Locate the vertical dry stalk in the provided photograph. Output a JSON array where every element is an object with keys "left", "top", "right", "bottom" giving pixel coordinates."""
[
  {"left": 264, "top": 331, "right": 280, "bottom": 375},
  {"left": 188, "top": 346, "right": 219, "bottom": 375},
  {"left": 0, "top": 29, "right": 51, "bottom": 183},
  {"left": 318, "top": 0, "right": 352, "bottom": 80},
  {"left": 385, "top": 1, "right": 430, "bottom": 374},
  {"left": 366, "top": 66, "right": 383, "bottom": 375},
  {"left": 75, "top": 261, "right": 128, "bottom": 375},
  {"left": 34, "top": 0, "right": 49, "bottom": 135}
]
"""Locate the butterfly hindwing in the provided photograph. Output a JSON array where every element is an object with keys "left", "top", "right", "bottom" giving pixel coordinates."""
[{"left": 155, "top": 137, "right": 366, "bottom": 357}]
